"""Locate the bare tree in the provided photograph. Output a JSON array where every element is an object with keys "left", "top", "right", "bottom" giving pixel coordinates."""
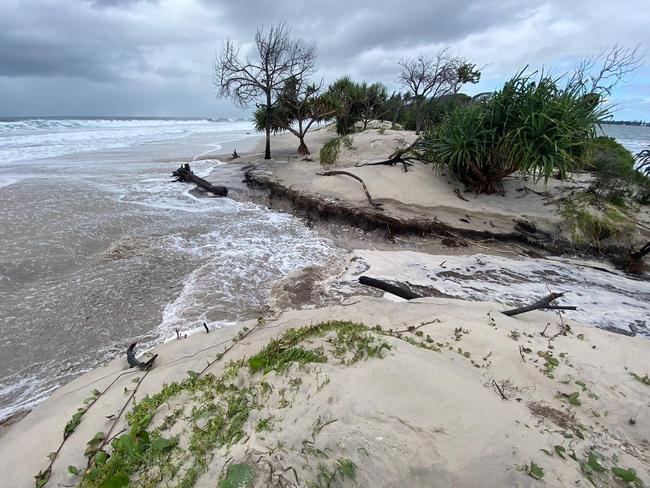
[
  {"left": 214, "top": 22, "right": 316, "bottom": 159},
  {"left": 398, "top": 48, "right": 480, "bottom": 134},
  {"left": 568, "top": 44, "right": 645, "bottom": 97}
]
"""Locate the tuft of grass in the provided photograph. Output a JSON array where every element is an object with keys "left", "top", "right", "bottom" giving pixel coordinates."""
[
  {"left": 255, "top": 416, "right": 274, "bottom": 433},
  {"left": 561, "top": 196, "right": 634, "bottom": 247}
]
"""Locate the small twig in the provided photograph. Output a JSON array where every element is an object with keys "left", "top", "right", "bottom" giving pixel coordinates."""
[
  {"left": 454, "top": 188, "right": 469, "bottom": 202},
  {"left": 394, "top": 319, "right": 441, "bottom": 334},
  {"left": 541, "top": 323, "right": 550, "bottom": 337},
  {"left": 492, "top": 380, "right": 508, "bottom": 400},
  {"left": 518, "top": 345, "right": 527, "bottom": 363},
  {"left": 203, "top": 322, "right": 210, "bottom": 334}
]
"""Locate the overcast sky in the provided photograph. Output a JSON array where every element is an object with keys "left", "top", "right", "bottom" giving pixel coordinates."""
[{"left": 1, "top": 0, "right": 649, "bottom": 120}]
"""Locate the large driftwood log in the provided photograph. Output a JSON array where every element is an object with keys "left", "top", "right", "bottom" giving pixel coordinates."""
[
  {"left": 317, "top": 171, "right": 383, "bottom": 209},
  {"left": 172, "top": 164, "right": 228, "bottom": 197},
  {"left": 501, "top": 292, "right": 577, "bottom": 317},
  {"left": 358, "top": 276, "right": 423, "bottom": 300}
]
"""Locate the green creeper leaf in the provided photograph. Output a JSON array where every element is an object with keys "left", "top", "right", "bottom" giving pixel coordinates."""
[
  {"left": 547, "top": 357, "right": 559, "bottom": 367},
  {"left": 528, "top": 462, "right": 544, "bottom": 480},
  {"left": 99, "top": 474, "right": 129, "bottom": 488},
  {"left": 34, "top": 467, "right": 51, "bottom": 488},
  {"left": 248, "top": 357, "right": 267, "bottom": 372},
  {"left": 87, "top": 431, "right": 105, "bottom": 447},
  {"left": 67, "top": 465, "right": 80, "bottom": 475},
  {"left": 151, "top": 436, "right": 177, "bottom": 451},
  {"left": 554, "top": 445, "right": 566, "bottom": 460},
  {"left": 219, "top": 463, "right": 254, "bottom": 488},
  {"left": 84, "top": 467, "right": 102, "bottom": 481},
  {"left": 611, "top": 467, "right": 639, "bottom": 483},
  {"left": 93, "top": 451, "right": 109, "bottom": 465}
]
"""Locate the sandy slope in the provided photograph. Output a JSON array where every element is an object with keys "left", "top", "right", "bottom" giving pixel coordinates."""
[
  {"left": 1, "top": 296, "right": 648, "bottom": 487},
  {"left": 242, "top": 126, "right": 650, "bottom": 251}
]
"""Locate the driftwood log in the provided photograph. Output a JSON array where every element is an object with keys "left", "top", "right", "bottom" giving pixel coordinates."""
[
  {"left": 501, "top": 292, "right": 577, "bottom": 317},
  {"left": 318, "top": 171, "right": 383, "bottom": 209},
  {"left": 358, "top": 276, "right": 423, "bottom": 300},
  {"left": 172, "top": 163, "right": 228, "bottom": 197},
  {"left": 126, "top": 343, "right": 158, "bottom": 370}
]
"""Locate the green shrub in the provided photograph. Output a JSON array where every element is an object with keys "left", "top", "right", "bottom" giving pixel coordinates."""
[
  {"left": 424, "top": 70, "right": 608, "bottom": 193},
  {"left": 319, "top": 138, "right": 341, "bottom": 166},
  {"left": 583, "top": 137, "right": 636, "bottom": 203}
]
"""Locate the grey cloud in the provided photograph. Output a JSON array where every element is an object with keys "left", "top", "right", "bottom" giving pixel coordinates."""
[{"left": 0, "top": 0, "right": 648, "bottom": 118}]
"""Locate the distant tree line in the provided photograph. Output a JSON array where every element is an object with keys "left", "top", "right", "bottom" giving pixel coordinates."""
[{"left": 602, "top": 120, "right": 650, "bottom": 127}]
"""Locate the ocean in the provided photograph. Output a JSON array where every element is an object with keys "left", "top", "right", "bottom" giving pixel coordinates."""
[{"left": 0, "top": 117, "right": 343, "bottom": 421}]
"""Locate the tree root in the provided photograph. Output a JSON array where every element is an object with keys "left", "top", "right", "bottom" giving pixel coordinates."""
[{"left": 317, "top": 170, "right": 383, "bottom": 209}]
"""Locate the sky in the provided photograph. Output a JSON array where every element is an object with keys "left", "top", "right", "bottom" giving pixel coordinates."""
[{"left": 0, "top": 0, "right": 649, "bottom": 120}]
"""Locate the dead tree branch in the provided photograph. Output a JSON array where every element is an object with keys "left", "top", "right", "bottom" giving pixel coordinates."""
[
  {"left": 172, "top": 164, "right": 228, "bottom": 197},
  {"left": 354, "top": 138, "right": 425, "bottom": 172},
  {"left": 501, "top": 292, "right": 576, "bottom": 317},
  {"left": 126, "top": 343, "right": 158, "bottom": 370}
]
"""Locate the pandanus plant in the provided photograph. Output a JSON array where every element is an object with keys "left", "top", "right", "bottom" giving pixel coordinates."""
[{"left": 636, "top": 148, "right": 650, "bottom": 176}]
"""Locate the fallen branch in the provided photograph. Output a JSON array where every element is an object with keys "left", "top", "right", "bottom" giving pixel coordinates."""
[
  {"left": 317, "top": 171, "right": 383, "bottom": 209},
  {"left": 501, "top": 292, "right": 576, "bottom": 317},
  {"left": 354, "top": 138, "right": 424, "bottom": 172},
  {"left": 358, "top": 276, "right": 423, "bottom": 300},
  {"left": 126, "top": 343, "right": 158, "bottom": 370},
  {"left": 172, "top": 163, "right": 228, "bottom": 197}
]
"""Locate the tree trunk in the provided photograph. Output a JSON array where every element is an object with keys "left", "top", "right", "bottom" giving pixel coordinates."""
[
  {"left": 264, "top": 91, "right": 272, "bottom": 159},
  {"left": 172, "top": 164, "right": 228, "bottom": 196},
  {"left": 414, "top": 97, "right": 421, "bottom": 135},
  {"left": 297, "top": 136, "right": 310, "bottom": 155}
]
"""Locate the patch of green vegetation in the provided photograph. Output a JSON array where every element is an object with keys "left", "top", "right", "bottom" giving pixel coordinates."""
[
  {"left": 319, "top": 138, "right": 341, "bottom": 166},
  {"left": 249, "top": 347, "right": 327, "bottom": 374},
  {"left": 561, "top": 196, "right": 635, "bottom": 247}
]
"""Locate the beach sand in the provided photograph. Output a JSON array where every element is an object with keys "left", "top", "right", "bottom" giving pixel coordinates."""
[{"left": 1, "top": 296, "right": 648, "bottom": 487}]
